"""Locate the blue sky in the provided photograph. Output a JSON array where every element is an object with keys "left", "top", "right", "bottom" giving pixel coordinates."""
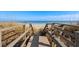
[{"left": 0, "top": 11, "right": 79, "bottom": 21}]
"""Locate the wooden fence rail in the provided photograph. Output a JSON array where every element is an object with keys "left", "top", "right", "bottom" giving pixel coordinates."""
[
  {"left": 0, "top": 24, "right": 34, "bottom": 47},
  {"left": 7, "top": 28, "right": 30, "bottom": 47},
  {"left": 0, "top": 27, "right": 16, "bottom": 47},
  {"left": 44, "top": 23, "right": 79, "bottom": 47}
]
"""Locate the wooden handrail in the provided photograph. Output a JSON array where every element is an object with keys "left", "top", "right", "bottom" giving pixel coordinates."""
[
  {"left": 46, "top": 31, "right": 67, "bottom": 47},
  {"left": 48, "top": 23, "right": 79, "bottom": 27},
  {"left": 7, "top": 28, "right": 31, "bottom": 47},
  {"left": 20, "top": 32, "right": 32, "bottom": 47},
  {"left": 44, "top": 23, "right": 75, "bottom": 47},
  {"left": 0, "top": 24, "right": 34, "bottom": 47},
  {"left": 2, "top": 30, "right": 15, "bottom": 36},
  {"left": 0, "top": 27, "right": 16, "bottom": 47}
]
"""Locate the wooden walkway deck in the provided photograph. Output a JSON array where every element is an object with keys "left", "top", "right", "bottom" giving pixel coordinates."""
[
  {"left": 39, "top": 36, "right": 50, "bottom": 47},
  {"left": 0, "top": 23, "right": 79, "bottom": 47},
  {"left": 27, "top": 32, "right": 50, "bottom": 47}
]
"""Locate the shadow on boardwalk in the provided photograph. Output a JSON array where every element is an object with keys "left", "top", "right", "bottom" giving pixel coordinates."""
[
  {"left": 31, "top": 32, "right": 39, "bottom": 47},
  {"left": 30, "top": 32, "right": 50, "bottom": 47}
]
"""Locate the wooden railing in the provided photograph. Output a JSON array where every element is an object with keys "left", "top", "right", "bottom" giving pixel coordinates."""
[
  {"left": 44, "top": 23, "right": 79, "bottom": 47},
  {"left": 7, "top": 28, "right": 31, "bottom": 47},
  {"left": 0, "top": 27, "right": 16, "bottom": 47},
  {"left": 0, "top": 24, "right": 34, "bottom": 47}
]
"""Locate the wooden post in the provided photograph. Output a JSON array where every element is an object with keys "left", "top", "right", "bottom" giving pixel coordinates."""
[
  {"left": 0, "top": 31, "right": 2, "bottom": 47},
  {"left": 29, "top": 24, "right": 34, "bottom": 34},
  {"left": 43, "top": 24, "right": 48, "bottom": 30}
]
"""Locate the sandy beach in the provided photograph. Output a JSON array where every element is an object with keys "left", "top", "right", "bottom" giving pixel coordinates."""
[{"left": 32, "top": 23, "right": 46, "bottom": 33}]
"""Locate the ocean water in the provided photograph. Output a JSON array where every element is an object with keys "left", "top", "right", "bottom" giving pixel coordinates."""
[{"left": 18, "top": 21, "right": 78, "bottom": 25}]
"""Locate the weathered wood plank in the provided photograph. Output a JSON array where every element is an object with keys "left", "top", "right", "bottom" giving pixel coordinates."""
[
  {"left": 7, "top": 29, "right": 30, "bottom": 47},
  {"left": 20, "top": 35, "right": 29, "bottom": 47},
  {"left": 2, "top": 30, "right": 15, "bottom": 36},
  {"left": 54, "top": 36, "right": 67, "bottom": 47},
  {"left": 39, "top": 36, "right": 50, "bottom": 47},
  {"left": 26, "top": 36, "right": 34, "bottom": 47},
  {"left": 47, "top": 31, "right": 67, "bottom": 47},
  {"left": 21, "top": 31, "right": 32, "bottom": 47}
]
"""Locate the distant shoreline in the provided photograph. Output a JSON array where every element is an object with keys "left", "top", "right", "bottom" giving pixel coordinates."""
[
  {"left": 0, "top": 21, "right": 79, "bottom": 25},
  {"left": 16, "top": 21, "right": 79, "bottom": 25}
]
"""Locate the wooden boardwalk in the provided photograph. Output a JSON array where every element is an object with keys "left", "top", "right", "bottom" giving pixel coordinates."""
[
  {"left": 27, "top": 32, "right": 50, "bottom": 47},
  {"left": 39, "top": 36, "right": 50, "bottom": 47},
  {"left": 0, "top": 23, "right": 79, "bottom": 47}
]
